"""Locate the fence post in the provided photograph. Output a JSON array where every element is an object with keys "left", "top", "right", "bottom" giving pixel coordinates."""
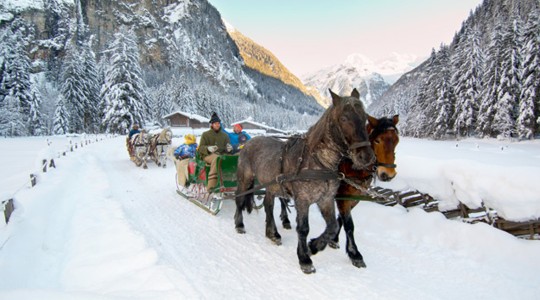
[
  {"left": 42, "top": 159, "right": 47, "bottom": 172},
  {"left": 2, "top": 198, "right": 14, "bottom": 224},
  {"left": 30, "top": 173, "right": 37, "bottom": 187}
]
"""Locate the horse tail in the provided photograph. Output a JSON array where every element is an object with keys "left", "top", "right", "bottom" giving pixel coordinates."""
[
  {"left": 236, "top": 153, "right": 255, "bottom": 214},
  {"left": 236, "top": 179, "right": 254, "bottom": 214}
]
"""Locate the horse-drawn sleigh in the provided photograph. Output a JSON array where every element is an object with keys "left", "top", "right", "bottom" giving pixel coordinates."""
[
  {"left": 175, "top": 89, "right": 400, "bottom": 274},
  {"left": 127, "top": 127, "right": 173, "bottom": 168}
]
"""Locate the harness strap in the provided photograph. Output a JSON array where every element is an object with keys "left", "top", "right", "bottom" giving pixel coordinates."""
[
  {"left": 349, "top": 141, "right": 371, "bottom": 150},
  {"left": 376, "top": 162, "right": 397, "bottom": 168},
  {"left": 224, "top": 169, "right": 342, "bottom": 200}
]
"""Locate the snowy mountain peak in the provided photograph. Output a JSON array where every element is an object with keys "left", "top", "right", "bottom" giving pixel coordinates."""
[{"left": 344, "top": 53, "right": 376, "bottom": 71}]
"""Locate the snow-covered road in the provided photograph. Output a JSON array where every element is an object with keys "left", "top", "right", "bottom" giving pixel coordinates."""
[{"left": 1, "top": 136, "right": 539, "bottom": 299}]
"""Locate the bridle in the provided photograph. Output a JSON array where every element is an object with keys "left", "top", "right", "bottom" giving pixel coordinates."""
[{"left": 369, "top": 126, "right": 397, "bottom": 169}]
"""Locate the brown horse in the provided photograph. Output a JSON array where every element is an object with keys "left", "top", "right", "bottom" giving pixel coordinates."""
[
  {"left": 331, "top": 114, "right": 399, "bottom": 268},
  {"left": 234, "top": 89, "right": 375, "bottom": 274},
  {"left": 277, "top": 115, "right": 399, "bottom": 268}
]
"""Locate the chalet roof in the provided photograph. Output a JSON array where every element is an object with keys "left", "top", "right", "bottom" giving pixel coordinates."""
[
  {"left": 162, "top": 111, "right": 210, "bottom": 123},
  {"left": 231, "top": 117, "right": 287, "bottom": 134}
]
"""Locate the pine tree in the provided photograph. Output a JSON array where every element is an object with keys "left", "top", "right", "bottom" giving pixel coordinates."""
[
  {"left": 517, "top": 11, "right": 540, "bottom": 139},
  {"left": 0, "top": 93, "right": 27, "bottom": 136},
  {"left": 452, "top": 25, "right": 484, "bottom": 137},
  {"left": 60, "top": 43, "right": 86, "bottom": 133},
  {"left": 80, "top": 44, "right": 100, "bottom": 133},
  {"left": 477, "top": 24, "right": 504, "bottom": 137},
  {"left": 432, "top": 46, "right": 455, "bottom": 139},
  {"left": 28, "top": 82, "right": 45, "bottom": 135},
  {"left": 0, "top": 21, "right": 39, "bottom": 136},
  {"left": 53, "top": 95, "right": 70, "bottom": 134},
  {"left": 493, "top": 18, "right": 523, "bottom": 138},
  {"left": 101, "top": 27, "right": 150, "bottom": 134}
]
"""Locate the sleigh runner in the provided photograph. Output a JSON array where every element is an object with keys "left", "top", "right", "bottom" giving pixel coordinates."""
[{"left": 176, "top": 154, "right": 265, "bottom": 215}]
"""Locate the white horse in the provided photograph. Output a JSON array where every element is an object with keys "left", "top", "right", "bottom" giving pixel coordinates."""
[
  {"left": 148, "top": 127, "right": 173, "bottom": 168},
  {"left": 129, "top": 130, "right": 151, "bottom": 169}
]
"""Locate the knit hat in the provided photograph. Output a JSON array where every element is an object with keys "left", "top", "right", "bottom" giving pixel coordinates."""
[
  {"left": 233, "top": 124, "right": 243, "bottom": 131},
  {"left": 184, "top": 134, "right": 196, "bottom": 145},
  {"left": 209, "top": 112, "right": 221, "bottom": 124}
]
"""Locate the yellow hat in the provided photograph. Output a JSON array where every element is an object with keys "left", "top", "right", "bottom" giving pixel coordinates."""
[{"left": 184, "top": 134, "right": 196, "bottom": 145}]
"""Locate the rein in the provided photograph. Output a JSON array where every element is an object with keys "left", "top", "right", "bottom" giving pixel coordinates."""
[{"left": 223, "top": 169, "right": 346, "bottom": 200}]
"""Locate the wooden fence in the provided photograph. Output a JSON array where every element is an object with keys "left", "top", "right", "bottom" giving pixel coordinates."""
[
  {"left": 368, "top": 186, "right": 540, "bottom": 240},
  {"left": 1, "top": 136, "right": 107, "bottom": 225}
]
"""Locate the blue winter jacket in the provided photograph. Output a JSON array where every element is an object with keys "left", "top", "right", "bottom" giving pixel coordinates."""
[
  {"left": 223, "top": 128, "right": 251, "bottom": 153},
  {"left": 174, "top": 143, "right": 198, "bottom": 159}
]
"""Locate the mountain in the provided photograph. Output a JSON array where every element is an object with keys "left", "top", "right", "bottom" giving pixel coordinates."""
[
  {"left": 370, "top": 0, "right": 540, "bottom": 140},
  {"left": 0, "top": 0, "right": 322, "bottom": 134},
  {"left": 225, "top": 21, "right": 326, "bottom": 108},
  {"left": 302, "top": 53, "right": 421, "bottom": 108}
]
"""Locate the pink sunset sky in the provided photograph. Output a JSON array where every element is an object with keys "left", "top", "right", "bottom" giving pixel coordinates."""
[{"left": 209, "top": 0, "right": 484, "bottom": 76}]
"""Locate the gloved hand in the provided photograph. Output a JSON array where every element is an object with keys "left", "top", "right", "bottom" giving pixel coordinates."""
[
  {"left": 207, "top": 145, "right": 218, "bottom": 153},
  {"left": 226, "top": 143, "right": 233, "bottom": 153}
]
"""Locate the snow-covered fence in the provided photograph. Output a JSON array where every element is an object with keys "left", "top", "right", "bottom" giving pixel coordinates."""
[
  {"left": 2, "top": 198, "right": 14, "bottom": 224},
  {"left": 365, "top": 186, "right": 540, "bottom": 239},
  {"left": 1, "top": 134, "right": 108, "bottom": 225}
]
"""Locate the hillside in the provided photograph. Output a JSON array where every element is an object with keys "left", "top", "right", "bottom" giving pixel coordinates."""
[
  {"left": 226, "top": 23, "right": 327, "bottom": 108},
  {"left": 370, "top": 0, "right": 540, "bottom": 139},
  {"left": 0, "top": 0, "right": 322, "bottom": 135}
]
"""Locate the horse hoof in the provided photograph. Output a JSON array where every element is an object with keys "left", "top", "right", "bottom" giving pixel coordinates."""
[
  {"left": 328, "top": 241, "right": 340, "bottom": 249},
  {"left": 282, "top": 222, "right": 292, "bottom": 230},
  {"left": 143, "top": 165, "right": 148, "bottom": 169},
  {"left": 267, "top": 236, "right": 282, "bottom": 246},
  {"left": 352, "top": 259, "right": 367, "bottom": 268},
  {"left": 236, "top": 227, "right": 246, "bottom": 234},
  {"left": 300, "top": 264, "right": 316, "bottom": 274}
]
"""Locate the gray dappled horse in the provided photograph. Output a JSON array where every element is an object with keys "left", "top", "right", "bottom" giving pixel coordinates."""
[{"left": 234, "top": 89, "right": 375, "bottom": 274}]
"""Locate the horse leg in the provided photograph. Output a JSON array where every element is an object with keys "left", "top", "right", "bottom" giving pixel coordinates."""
[
  {"left": 264, "top": 193, "right": 282, "bottom": 245},
  {"left": 329, "top": 214, "right": 343, "bottom": 249},
  {"left": 295, "top": 202, "right": 315, "bottom": 274},
  {"left": 279, "top": 197, "right": 292, "bottom": 229},
  {"left": 329, "top": 199, "right": 347, "bottom": 249},
  {"left": 342, "top": 209, "right": 366, "bottom": 268},
  {"left": 308, "top": 197, "right": 338, "bottom": 256},
  {"left": 234, "top": 169, "right": 254, "bottom": 234}
]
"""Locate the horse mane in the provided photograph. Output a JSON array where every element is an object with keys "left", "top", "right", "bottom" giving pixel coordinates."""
[{"left": 369, "top": 117, "right": 398, "bottom": 140}]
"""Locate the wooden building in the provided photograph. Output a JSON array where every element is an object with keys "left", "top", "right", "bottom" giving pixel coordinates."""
[
  {"left": 162, "top": 111, "right": 209, "bottom": 129},
  {"left": 231, "top": 118, "right": 287, "bottom": 135}
]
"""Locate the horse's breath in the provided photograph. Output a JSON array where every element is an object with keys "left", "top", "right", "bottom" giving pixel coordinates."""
[{"left": 234, "top": 89, "right": 374, "bottom": 274}]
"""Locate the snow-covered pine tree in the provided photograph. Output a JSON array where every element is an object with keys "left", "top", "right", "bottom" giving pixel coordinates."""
[
  {"left": 517, "top": 11, "right": 540, "bottom": 139},
  {"left": 406, "top": 49, "right": 437, "bottom": 138},
  {"left": 28, "top": 82, "right": 45, "bottom": 135},
  {"left": 53, "top": 95, "right": 70, "bottom": 134},
  {"left": 432, "top": 45, "right": 455, "bottom": 139},
  {"left": 0, "top": 21, "right": 39, "bottom": 136},
  {"left": 60, "top": 42, "right": 86, "bottom": 133},
  {"left": 43, "top": 0, "right": 71, "bottom": 83},
  {"left": 80, "top": 43, "right": 100, "bottom": 133},
  {"left": 477, "top": 23, "right": 504, "bottom": 138},
  {"left": 451, "top": 25, "right": 484, "bottom": 137},
  {"left": 100, "top": 27, "right": 150, "bottom": 134},
  {"left": 493, "top": 17, "right": 523, "bottom": 138},
  {"left": 0, "top": 93, "right": 28, "bottom": 136}
]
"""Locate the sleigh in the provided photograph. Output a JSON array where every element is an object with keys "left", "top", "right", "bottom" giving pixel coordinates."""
[{"left": 176, "top": 154, "right": 265, "bottom": 215}]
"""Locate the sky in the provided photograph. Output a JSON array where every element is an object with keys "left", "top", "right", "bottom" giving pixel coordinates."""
[
  {"left": 0, "top": 132, "right": 539, "bottom": 299},
  {"left": 209, "top": 0, "right": 484, "bottom": 76}
]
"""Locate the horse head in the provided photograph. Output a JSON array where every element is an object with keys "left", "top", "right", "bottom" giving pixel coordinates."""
[
  {"left": 329, "top": 89, "right": 375, "bottom": 171},
  {"left": 367, "top": 114, "right": 399, "bottom": 182},
  {"left": 159, "top": 127, "right": 173, "bottom": 144}
]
